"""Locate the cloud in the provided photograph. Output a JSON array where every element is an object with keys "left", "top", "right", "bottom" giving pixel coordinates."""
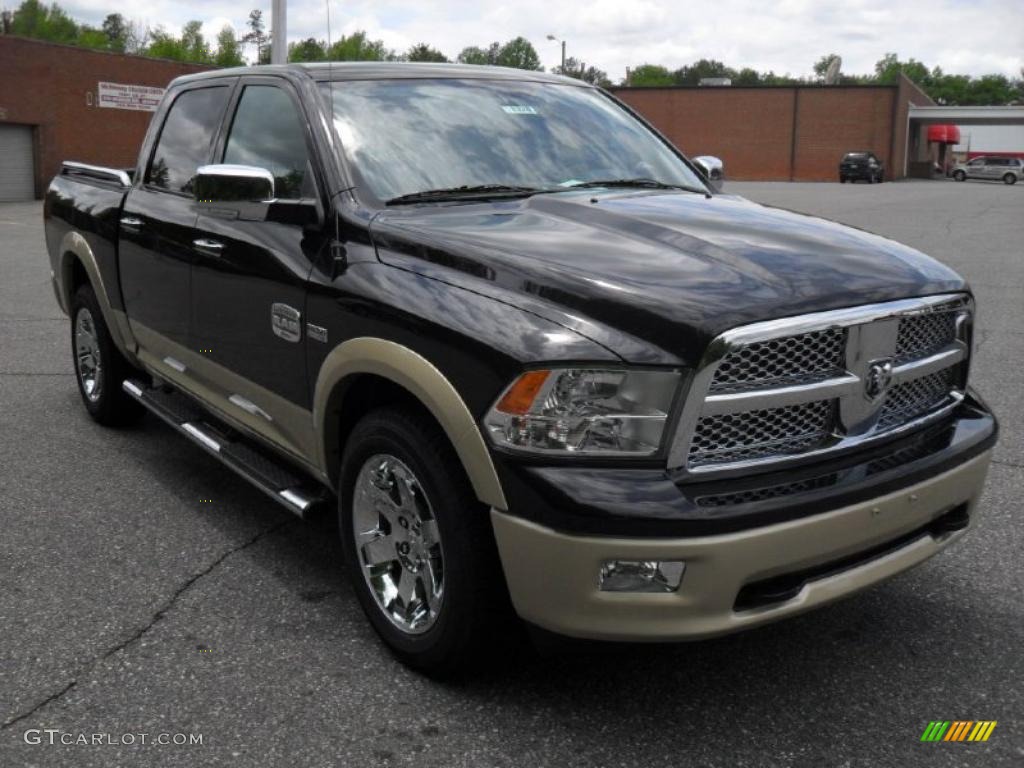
[{"left": 58, "top": 0, "right": 1023, "bottom": 81}]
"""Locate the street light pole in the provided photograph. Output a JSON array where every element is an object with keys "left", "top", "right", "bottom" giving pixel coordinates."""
[
  {"left": 271, "top": 0, "right": 287, "bottom": 64},
  {"left": 546, "top": 34, "right": 566, "bottom": 73}
]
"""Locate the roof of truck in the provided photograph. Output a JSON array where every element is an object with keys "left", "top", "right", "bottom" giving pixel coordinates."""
[{"left": 172, "top": 62, "right": 588, "bottom": 87}]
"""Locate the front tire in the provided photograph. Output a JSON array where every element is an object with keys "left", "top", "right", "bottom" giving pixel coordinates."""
[
  {"left": 338, "top": 405, "right": 511, "bottom": 675},
  {"left": 1004, "top": 173, "right": 1017, "bottom": 185},
  {"left": 70, "top": 284, "right": 144, "bottom": 426},
  {"left": 954, "top": 170, "right": 966, "bottom": 182}
]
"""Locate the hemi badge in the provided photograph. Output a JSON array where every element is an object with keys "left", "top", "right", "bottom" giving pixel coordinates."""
[{"left": 307, "top": 323, "right": 328, "bottom": 343}]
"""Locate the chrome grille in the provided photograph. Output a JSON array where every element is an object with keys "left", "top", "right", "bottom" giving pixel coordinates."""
[
  {"left": 877, "top": 368, "right": 954, "bottom": 431},
  {"left": 672, "top": 294, "right": 971, "bottom": 474},
  {"left": 711, "top": 328, "right": 847, "bottom": 391},
  {"left": 689, "top": 400, "right": 833, "bottom": 466},
  {"left": 895, "top": 302, "right": 963, "bottom": 362}
]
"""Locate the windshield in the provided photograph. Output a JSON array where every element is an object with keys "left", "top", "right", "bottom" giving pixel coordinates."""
[{"left": 321, "top": 78, "right": 705, "bottom": 202}]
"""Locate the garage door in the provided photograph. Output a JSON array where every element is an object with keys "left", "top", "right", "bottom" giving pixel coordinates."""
[{"left": 0, "top": 124, "right": 36, "bottom": 201}]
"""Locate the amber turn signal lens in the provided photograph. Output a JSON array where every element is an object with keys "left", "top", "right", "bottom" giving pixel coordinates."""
[{"left": 495, "top": 370, "right": 550, "bottom": 414}]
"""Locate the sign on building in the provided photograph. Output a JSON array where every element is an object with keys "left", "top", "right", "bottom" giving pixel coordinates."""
[{"left": 97, "top": 82, "right": 165, "bottom": 112}]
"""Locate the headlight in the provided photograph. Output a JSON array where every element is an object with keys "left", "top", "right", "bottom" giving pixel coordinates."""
[{"left": 483, "top": 368, "right": 681, "bottom": 456}]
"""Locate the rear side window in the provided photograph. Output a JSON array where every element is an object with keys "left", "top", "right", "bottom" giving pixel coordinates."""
[
  {"left": 222, "top": 85, "right": 312, "bottom": 200},
  {"left": 147, "top": 86, "right": 230, "bottom": 194}
]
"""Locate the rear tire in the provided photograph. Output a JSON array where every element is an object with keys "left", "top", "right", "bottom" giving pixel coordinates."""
[
  {"left": 70, "top": 284, "right": 145, "bottom": 426},
  {"left": 954, "top": 170, "right": 966, "bottom": 182},
  {"left": 1004, "top": 173, "right": 1017, "bottom": 185},
  {"left": 839, "top": 176, "right": 846, "bottom": 184},
  {"left": 338, "top": 405, "right": 513, "bottom": 676}
]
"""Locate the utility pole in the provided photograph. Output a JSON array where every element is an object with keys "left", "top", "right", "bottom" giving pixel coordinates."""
[{"left": 271, "top": 0, "right": 287, "bottom": 64}]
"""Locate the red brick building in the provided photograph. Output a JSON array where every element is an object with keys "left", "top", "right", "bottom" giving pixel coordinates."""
[
  {"left": 613, "top": 75, "right": 935, "bottom": 182},
  {"left": 0, "top": 36, "right": 212, "bottom": 200}
]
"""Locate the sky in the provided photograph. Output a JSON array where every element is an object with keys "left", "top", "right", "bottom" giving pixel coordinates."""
[{"left": 44, "top": 0, "right": 1024, "bottom": 81}]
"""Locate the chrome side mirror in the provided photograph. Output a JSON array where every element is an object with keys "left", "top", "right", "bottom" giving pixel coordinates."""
[
  {"left": 194, "top": 164, "right": 275, "bottom": 204},
  {"left": 693, "top": 155, "right": 724, "bottom": 191}
]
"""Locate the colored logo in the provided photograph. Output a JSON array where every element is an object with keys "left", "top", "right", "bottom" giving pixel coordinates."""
[{"left": 920, "top": 721, "right": 997, "bottom": 742}]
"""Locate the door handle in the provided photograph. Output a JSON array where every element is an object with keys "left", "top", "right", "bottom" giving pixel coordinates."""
[
  {"left": 193, "top": 238, "right": 224, "bottom": 257},
  {"left": 120, "top": 216, "right": 143, "bottom": 231}
]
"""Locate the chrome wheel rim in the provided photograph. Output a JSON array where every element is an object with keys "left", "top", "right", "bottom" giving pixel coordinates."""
[
  {"left": 74, "top": 308, "right": 103, "bottom": 402},
  {"left": 352, "top": 454, "right": 444, "bottom": 635}
]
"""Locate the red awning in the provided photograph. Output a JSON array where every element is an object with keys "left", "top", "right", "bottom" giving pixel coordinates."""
[{"left": 927, "top": 124, "right": 961, "bottom": 144}]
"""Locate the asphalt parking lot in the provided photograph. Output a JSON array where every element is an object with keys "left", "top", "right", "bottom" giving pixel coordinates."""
[{"left": 1, "top": 180, "right": 1022, "bottom": 767}]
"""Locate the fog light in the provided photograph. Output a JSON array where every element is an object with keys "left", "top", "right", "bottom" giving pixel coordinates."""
[{"left": 599, "top": 560, "right": 685, "bottom": 593}]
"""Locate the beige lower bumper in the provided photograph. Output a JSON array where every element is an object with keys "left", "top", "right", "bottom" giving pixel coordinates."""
[{"left": 492, "top": 450, "right": 992, "bottom": 641}]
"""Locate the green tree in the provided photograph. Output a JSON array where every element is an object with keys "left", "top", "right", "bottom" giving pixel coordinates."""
[
  {"left": 406, "top": 42, "right": 448, "bottom": 62},
  {"left": 733, "top": 67, "right": 763, "bottom": 86},
  {"left": 554, "top": 57, "right": 610, "bottom": 88},
  {"left": 964, "top": 73, "right": 1015, "bottom": 105},
  {"left": 758, "top": 70, "right": 801, "bottom": 85},
  {"left": 76, "top": 25, "right": 108, "bottom": 49},
  {"left": 625, "top": 64, "right": 674, "bottom": 86},
  {"left": 673, "top": 58, "right": 734, "bottom": 85},
  {"left": 289, "top": 37, "right": 327, "bottom": 62},
  {"left": 214, "top": 26, "right": 244, "bottom": 67},
  {"left": 180, "top": 20, "right": 210, "bottom": 63},
  {"left": 100, "top": 13, "right": 126, "bottom": 51},
  {"left": 145, "top": 27, "right": 186, "bottom": 60},
  {"left": 874, "top": 53, "right": 930, "bottom": 86},
  {"left": 10, "top": 0, "right": 78, "bottom": 43},
  {"left": 813, "top": 53, "right": 841, "bottom": 82},
  {"left": 495, "top": 36, "right": 542, "bottom": 70},
  {"left": 327, "top": 30, "right": 393, "bottom": 61},
  {"left": 457, "top": 38, "right": 541, "bottom": 69},
  {"left": 457, "top": 43, "right": 499, "bottom": 65},
  {"left": 242, "top": 9, "right": 268, "bottom": 63}
]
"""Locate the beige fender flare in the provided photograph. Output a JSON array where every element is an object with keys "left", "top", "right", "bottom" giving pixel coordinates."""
[
  {"left": 313, "top": 338, "right": 507, "bottom": 511},
  {"left": 57, "top": 231, "right": 136, "bottom": 356}
]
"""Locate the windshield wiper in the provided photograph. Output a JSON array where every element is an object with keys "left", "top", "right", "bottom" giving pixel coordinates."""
[
  {"left": 386, "top": 184, "right": 544, "bottom": 205},
  {"left": 564, "top": 178, "right": 711, "bottom": 198}
]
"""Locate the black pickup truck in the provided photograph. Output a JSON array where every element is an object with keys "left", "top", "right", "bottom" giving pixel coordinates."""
[{"left": 45, "top": 63, "right": 996, "bottom": 674}]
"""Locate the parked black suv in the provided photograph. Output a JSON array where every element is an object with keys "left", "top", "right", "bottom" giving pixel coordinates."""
[
  {"left": 839, "top": 151, "right": 884, "bottom": 183},
  {"left": 44, "top": 63, "right": 995, "bottom": 674}
]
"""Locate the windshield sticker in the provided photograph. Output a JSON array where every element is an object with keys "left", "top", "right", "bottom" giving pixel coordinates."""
[{"left": 502, "top": 105, "right": 538, "bottom": 115}]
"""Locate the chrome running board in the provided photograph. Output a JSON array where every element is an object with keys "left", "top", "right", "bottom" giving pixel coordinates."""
[{"left": 122, "top": 379, "right": 325, "bottom": 518}]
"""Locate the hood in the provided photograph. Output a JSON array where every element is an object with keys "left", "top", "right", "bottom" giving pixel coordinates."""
[{"left": 370, "top": 190, "right": 966, "bottom": 365}]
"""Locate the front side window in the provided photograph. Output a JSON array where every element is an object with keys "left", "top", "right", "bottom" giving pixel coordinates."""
[
  {"left": 223, "top": 85, "right": 312, "bottom": 199},
  {"left": 147, "top": 86, "right": 230, "bottom": 194},
  {"left": 968, "top": 158, "right": 984, "bottom": 167},
  {"left": 322, "top": 78, "right": 704, "bottom": 202}
]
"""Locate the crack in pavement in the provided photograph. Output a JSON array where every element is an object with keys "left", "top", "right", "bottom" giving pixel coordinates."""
[{"left": 0, "top": 518, "right": 293, "bottom": 730}]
